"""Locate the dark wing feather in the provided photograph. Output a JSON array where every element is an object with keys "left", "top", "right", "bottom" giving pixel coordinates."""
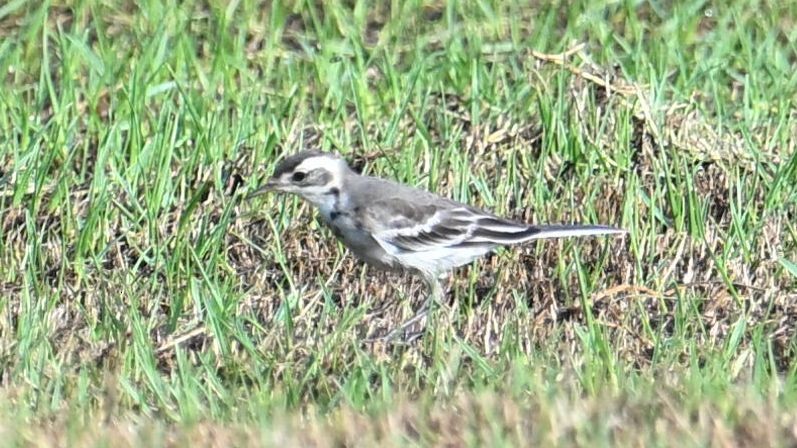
[
  {"left": 349, "top": 176, "right": 624, "bottom": 255},
  {"left": 358, "top": 198, "right": 485, "bottom": 253}
]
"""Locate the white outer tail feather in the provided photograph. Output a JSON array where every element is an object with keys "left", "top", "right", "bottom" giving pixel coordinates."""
[{"left": 527, "top": 224, "right": 626, "bottom": 241}]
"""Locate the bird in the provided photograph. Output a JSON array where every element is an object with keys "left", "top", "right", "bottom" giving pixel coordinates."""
[{"left": 247, "top": 150, "right": 626, "bottom": 341}]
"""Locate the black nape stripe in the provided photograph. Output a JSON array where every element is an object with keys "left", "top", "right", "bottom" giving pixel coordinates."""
[{"left": 273, "top": 151, "right": 326, "bottom": 177}]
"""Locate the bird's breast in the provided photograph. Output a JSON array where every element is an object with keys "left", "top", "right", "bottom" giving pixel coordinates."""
[{"left": 319, "top": 209, "right": 397, "bottom": 271}]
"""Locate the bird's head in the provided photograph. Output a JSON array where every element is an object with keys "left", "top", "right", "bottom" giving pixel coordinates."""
[{"left": 247, "top": 150, "right": 350, "bottom": 204}]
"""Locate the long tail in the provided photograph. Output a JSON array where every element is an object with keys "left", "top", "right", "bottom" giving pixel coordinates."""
[
  {"left": 470, "top": 218, "right": 626, "bottom": 245},
  {"left": 525, "top": 224, "right": 626, "bottom": 240}
]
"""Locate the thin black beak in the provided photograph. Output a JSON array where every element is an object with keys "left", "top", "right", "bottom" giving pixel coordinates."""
[{"left": 245, "top": 179, "right": 279, "bottom": 200}]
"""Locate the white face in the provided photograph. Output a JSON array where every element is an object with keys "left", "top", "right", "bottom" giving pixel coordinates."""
[
  {"left": 269, "top": 155, "right": 348, "bottom": 206},
  {"left": 293, "top": 156, "right": 348, "bottom": 182}
]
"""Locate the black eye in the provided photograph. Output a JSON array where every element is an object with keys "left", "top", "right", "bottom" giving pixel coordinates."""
[{"left": 291, "top": 172, "right": 306, "bottom": 182}]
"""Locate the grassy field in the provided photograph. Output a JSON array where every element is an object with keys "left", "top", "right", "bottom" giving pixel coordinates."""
[{"left": 1, "top": 0, "right": 796, "bottom": 445}]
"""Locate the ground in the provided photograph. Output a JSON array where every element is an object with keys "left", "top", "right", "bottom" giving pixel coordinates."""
[{"left": 1, "top": 0, "right": 796, "bottom": 446}]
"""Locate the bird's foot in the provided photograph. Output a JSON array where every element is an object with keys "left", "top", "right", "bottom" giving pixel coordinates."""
[
  {"left": 364, "top": 297, "right": 400, "bottom": 319},
  {"left": 364, "top": 306, "right": 429, "bottom": 344}
]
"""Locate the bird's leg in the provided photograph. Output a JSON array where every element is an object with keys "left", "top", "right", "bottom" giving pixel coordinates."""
[
  {"left": 366, "top": 275, "right": 443, "bottom": 343},
  {"left": 398, "top": 275, "right": 445, "bottom": 343}
]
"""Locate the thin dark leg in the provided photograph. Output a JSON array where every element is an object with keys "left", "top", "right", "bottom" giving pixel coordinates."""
[{"left": 365, "top": 275, "right": 443, "bottom": 343}]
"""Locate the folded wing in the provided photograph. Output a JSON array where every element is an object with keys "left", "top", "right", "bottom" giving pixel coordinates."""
[{"left": 361, "top": 199, "right": 624, "bottom": 255}]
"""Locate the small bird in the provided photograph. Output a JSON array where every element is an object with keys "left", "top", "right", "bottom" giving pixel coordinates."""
[{"left": 248, "top": 150, "right": 625, "bottom": 341}]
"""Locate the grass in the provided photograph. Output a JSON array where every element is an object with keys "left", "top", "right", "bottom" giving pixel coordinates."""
[{"left": 1, "top": 0, "right": 796, "bottom": 445}]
